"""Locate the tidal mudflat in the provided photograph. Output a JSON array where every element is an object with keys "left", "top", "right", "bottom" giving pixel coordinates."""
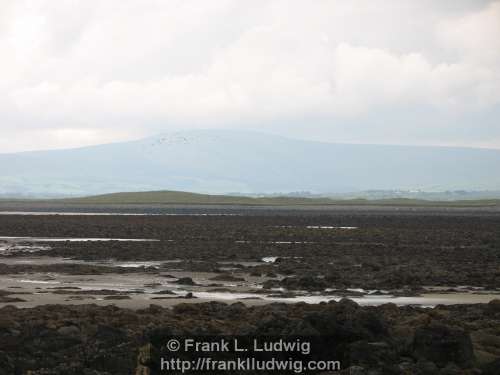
[
  {"left": 0, "top": 207, "right": 499, "bottom": 373},
  {"left": 1, "top": 209, "right": 498, "bottom": 306}
]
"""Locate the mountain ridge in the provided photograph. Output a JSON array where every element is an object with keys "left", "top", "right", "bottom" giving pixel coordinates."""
[
  {"left": 1, "top": 129, "right": 499, "bottom": 197},
  {"left": 5, "top": 128, "right": 499, "bottom": 156}
]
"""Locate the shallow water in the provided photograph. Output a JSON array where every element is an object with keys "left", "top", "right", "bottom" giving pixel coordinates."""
[
  {"left": 0, "top": 211, "right": 238, "bottom": 216},
  {"left": 0, "top": 244, "right": 51, "bottom": 254},
  {"left": 1, "top": 240, "right": 498, "bottom": 308},
  {"left": 198, "top": 291, "right": 499, "bottom": 306},
  {"left": 19, "top": 279, "right": 61, "bottom": 285},
  {"left": 236, "top": 240, "right": 313, "bottom": 244},
  {"left": 102, "top": 261, "right": 166, "bottom": 268},
  {"left": 261, "top": 256, "right": 303, "bottom": 263},
  {"left": 2, "top": 268, "right": 498, "bottom": 308},
  {"left": 0, "top": 236, "right": 159, "bottom": 242},
  {"left": 306, "top": 226, "right": 358, "bottom": 229}
]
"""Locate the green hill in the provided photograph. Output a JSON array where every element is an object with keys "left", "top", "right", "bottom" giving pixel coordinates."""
[{"left": 62, "top": 190, "right": 500, "bottom": 207}]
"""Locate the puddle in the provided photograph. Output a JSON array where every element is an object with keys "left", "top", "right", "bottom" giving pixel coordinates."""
[
  {"left": 104, "top": 261, "right": 164, "bottom": 268},
  {"left": 276, "top": 226, "right": 358, "bottom": 230},
  {"left": 0, "top": 256, "right": 186, "bottom": 270},
  {"left": 0, "top": 244, "right": 51, "bottom": 254},
  {"left": 18, "top": 279, "right": 61, "bottom": 285},
  {"left": 0, "top": 236, "right": 159, "bottom": 242},
  {"left": 236, "top": 240, "right": 313, "bottom": 244},
  {"left": 194, "top": 291, "right": 265, "bottom": 300},
  {"left": 218, "top": 260, "right": 263, "bottom": 267},
  {"left": 196, "top": 291, "right": 499, "bottom": 306},
  {"left": 2, "top": 268, "right": 499, "bottom": 308},
  {"left": 0, "top": 211, "right": 238, "bottom": 216},
  {"left": 0, "top": 256, "right": 72, "bottom": 265},
  {"left": 306, "top": 226, "right": 358, "bottom": 230},
  {"left": 270, "top": 241, "right": 312, "bottom": 244},
  {"left": 261, "top": 256, "right": 303, "bottom": 263}
]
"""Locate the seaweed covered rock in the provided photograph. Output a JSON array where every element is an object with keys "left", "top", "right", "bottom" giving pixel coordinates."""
[{"left": 412, "top": 322, "right": 475, "bottom": 368}]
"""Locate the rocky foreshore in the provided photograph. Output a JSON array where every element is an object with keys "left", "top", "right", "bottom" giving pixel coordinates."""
[
  {"left": 2, "top": 211, "right": 499, "bottom": 294},
  {"left": 0, "top": 299, "right": 499, "bottom": 374},
  {"left": 1, "top": 211, "right": 499, "bottom": 373}
]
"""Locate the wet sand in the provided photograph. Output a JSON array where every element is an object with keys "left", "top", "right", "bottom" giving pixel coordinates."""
[{"left": 1, "top": 252, "right": 498, "bottom": 310}]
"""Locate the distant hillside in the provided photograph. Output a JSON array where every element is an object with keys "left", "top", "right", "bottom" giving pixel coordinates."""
[
  {"left": 64, "top": 190, "right": 500, "bottom": 207},
  {"left": 1, "top": 129, "right": 500, "bottom": 197},
  {"left": 65, "top": 190, "right": 333, "bottom": 205}
]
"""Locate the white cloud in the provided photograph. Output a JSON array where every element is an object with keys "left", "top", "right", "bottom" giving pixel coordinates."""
[
  {"left": 438, "top": 1, "right": 500, "bottom": 66},
  {"left": 0, "top": 0, "right": 499, "bottom": 151}
]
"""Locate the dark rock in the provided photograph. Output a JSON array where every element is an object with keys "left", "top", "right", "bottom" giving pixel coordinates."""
[
  {"left": 280, "top": 276, "right": 328, "bottom": 291},
  {"left": 344, "top": 365, "right": 366, "bottom": 374},
  {"left": 174, "top": 277, "right": 196, "bottom": 286},
  {"left": 481, "top": 358, "right": 500, "bottom": 375},
  {"left": 413, "top": 323, "right": 475, "bottom": 368},
  {"left": 438, "top": 362, "right": 462, "bottom": 374},
  {"left": 0, "top": 351, "right": 15, "bottom": 375},
  {"left": 262, "top": 280, "right": 281, "bottom": 289},
  {"left": 103, "top": 295, "right": 131, "bottom": 300},
  {"left": 486, "top": 299, "right": 500, "bottom": 314},
  {"left": 57, "top": 325, "right": 80, "bottom": 336},
  {"left": 0, "top": 296, "right": 26, "bottom": 303},
  {"left": 416, "top": 358, "right": 439, "bottom": 374},
  {"left": 153, "top": 290, "right": 175, "bottom": 295},
  {"left": 350, "top": 340, "right": 397, "bottom": 369},
  {"left": 209, "top": 274, "right": 245, "bottom": 282}
]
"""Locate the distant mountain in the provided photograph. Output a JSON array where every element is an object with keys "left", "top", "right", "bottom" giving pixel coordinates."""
[{"left": 1, "top": 129, "right": 499, "bottom": 197}]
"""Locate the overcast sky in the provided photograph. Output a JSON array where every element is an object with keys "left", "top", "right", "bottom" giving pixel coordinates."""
[{"left": 1, "top": 0, "right": 499, "bottom": 152}]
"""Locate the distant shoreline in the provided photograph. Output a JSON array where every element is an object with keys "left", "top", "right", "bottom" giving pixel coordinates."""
[
  {"left": 1, "top": 189, "right": 500, "bottom": 209},
  {"left": 1, "top": 203, "right": 500, "bottom": 216}
]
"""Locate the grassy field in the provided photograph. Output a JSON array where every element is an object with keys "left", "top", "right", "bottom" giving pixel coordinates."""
[{"left": 51, "top": 190, "right": 500, "bottom": 207}]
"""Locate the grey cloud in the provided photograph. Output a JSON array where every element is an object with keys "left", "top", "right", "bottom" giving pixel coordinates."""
[{"left": 0, "top": 0, "right": 499, "bottom": 152}]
